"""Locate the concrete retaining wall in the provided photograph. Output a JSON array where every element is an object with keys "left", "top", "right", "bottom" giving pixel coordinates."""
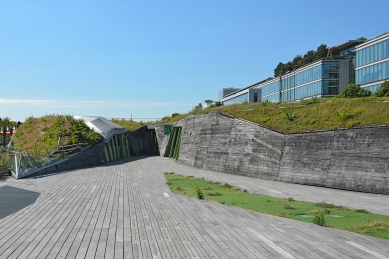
[
  {"left": 160, "top": 112, "right": 389, "bottom": 194},
  {"left": 175, "top": 113, "right": 284, "bottom": 180}
]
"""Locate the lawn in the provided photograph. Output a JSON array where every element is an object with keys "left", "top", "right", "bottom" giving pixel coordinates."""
[{"left": 165, "top": 173, "right": 389, "bottom": 240}]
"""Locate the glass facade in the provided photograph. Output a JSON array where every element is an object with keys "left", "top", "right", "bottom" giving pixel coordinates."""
[
  {"left": 295, "top": 65, "right": 322, "bottom": 86},
  {"left": 223, "top": 93, "right": 248, "bottom": 104},
  {"left": 262, "top": 93, "right": 279, "bottom": 102},
  {"left": 364, "top": 83, "right": 381, "bottom": 93},
  {"left": 356, "top": 60, "right": 389, "bottom": 85},
  {"left": 295, "top": 81, "right": 322, "bottom": 100},
  {"left": 356, "top": 39, "right": 389, "bottom": 67},
  {"left": 262, "top": 80, "right": 280, "bottom": 96},
  {"left": 263, "top": 63, "right": 339, "bottom": 102}
]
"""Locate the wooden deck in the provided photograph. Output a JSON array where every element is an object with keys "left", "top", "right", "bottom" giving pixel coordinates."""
[{"left": 0, "top": 156, "right": 388, "bottom": 258}]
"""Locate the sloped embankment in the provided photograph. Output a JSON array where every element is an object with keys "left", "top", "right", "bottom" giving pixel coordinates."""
[{"left": 157, "top": 112, "right": 389, "bottom": 194}]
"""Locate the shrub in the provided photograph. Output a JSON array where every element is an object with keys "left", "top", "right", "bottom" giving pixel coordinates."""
[
  {"left": 215, "top": 101, "right": 223, "bottom": 107},
  {"left": 374, "top": 80, "right": 389, "bottom": 97},
  {"left": 0, "top": 153, "right": 10, "bottom": 168},
  {"left": 338, "top": 83, "right": 371, "bottom": 98},
  {"left": 196, "top": 188, "right": 204, "bottom": 199},
  {"left": 313, "top": 214, "right": 326, "bottom": 226}
]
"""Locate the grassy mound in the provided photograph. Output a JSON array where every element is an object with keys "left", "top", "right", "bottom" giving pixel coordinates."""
[
  {"left": 12, "top": 115, "right": 102, "bottom": 149},
  {"left": 158, "top": 97, "right": 389, "bottom": 133}
]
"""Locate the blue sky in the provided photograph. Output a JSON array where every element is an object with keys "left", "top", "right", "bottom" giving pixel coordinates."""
[{"left": 1, "top": 0, "right": 388, "bottom": 122}]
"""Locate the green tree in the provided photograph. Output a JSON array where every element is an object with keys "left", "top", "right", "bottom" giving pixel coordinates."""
[
  {"left": 316, "top": 44, "right": 328, "bottom": 60},
  {"left": 338, "top": 83, "right": 371, "bottom": 98},
  {"left": 374, "top": 81, "right": 389, "bottom": 97},
  {"left": 292, "top": 55, "right": 303, "bottom": 70},
  {"left": 0, "top": 117, "right": 12, "bottom": 147},
  {"left": 303, "top": 50, "right": 316, "bottom": 65},
  {"left": 274, "top": 62, "right": 285, "bottom": 77}
]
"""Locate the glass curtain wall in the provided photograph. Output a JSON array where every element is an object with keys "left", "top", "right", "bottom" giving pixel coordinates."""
[
  {"left": 223, "top": 93, "right": 249, "bottom": 104},
  {"left": 356, "top": 39, "right": 389, "bottom": 67},
  {"left": 356, "top": 60, "right": 389, "bottom": 85}
]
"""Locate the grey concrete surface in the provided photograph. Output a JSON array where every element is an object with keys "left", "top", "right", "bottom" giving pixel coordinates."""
[
  {"left": 165, "top": 113, "right": 389, "bottom": 194},
  {"left": 0, "top": 156, "right": 388, "bottom": 258}
]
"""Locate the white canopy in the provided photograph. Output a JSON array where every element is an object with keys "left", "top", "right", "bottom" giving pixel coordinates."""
[{"left": 73, "top": 116, "right": 127, "bottom": 140}]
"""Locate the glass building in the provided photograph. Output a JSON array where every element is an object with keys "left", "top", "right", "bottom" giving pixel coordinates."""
[
  {"left": 356, "top": 32, "right": 389, "bottom": 92},
  {"left": 261, "top": 59, "right": 349, "bottom": 102},
  {"left": 221, "top": 33, "right": 389, "bottom": 105}
]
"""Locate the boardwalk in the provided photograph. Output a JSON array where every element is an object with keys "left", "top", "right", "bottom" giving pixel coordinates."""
[{"left": 0, "top": 156, "right": 388, "bottom": 258}]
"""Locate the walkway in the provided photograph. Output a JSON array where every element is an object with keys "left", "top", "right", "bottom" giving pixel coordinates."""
[{"left": 0, "top": 156, "right": 388, "bottom": 258}]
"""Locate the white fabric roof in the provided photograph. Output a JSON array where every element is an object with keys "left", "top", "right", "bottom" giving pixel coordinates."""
[{"left": 73, "top": 116, "right": 127, "bottom": 140}]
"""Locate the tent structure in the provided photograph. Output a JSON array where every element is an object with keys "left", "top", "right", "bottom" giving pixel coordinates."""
[{"left": 74, "top": 116, "right": 132, "bottom": 163}]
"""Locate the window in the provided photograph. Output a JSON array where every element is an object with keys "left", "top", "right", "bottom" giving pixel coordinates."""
[{"left": 253, "top": 93, "right": 258, "bottom": 102}]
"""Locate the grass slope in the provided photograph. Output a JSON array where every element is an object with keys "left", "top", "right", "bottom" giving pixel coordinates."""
[
  {"left": 166, "top": 173, "right": 389, "bottom": 240},
  {"left": 12, "top": 115, "right": 102, "bottom": 149},
  {"left": 158, "top": 97, "right": 389, "bottom": 133}
]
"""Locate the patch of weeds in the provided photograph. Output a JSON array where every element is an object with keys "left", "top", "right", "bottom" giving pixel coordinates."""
[
  {"left": 166, "top": 182, "right": 172, "bottom": 186},
  {"left": 314, "top": 202, "right": 341, "bottom": 209},
  {"left": 346, "top": 121, "right": 360, "bottom": 128},
  {"left": 187, "top": 176, "right": 194, "bottom": 178},
  {"left": 287, "top": 197, "right": 295, "bottom": 202},
  {"left": 175, "top": 186, "right": 183, "bottom": 191},
  {"left": 285, "top": 111, "right": 295, "bottom": 121},
  {"left": 284, "top": 204, "right": 296, "bottom": 210},
  {"left": 222, "top": 183, "right": 233, "bottom": 189},
  {"left": 313, "top": 214, "right": 326, "bottom": 226},
  {"left": 269, "top": 211, "right": 287, "bottom": 217},
  {"left": 243, "top": 189, "right": 248, "bottom": 192},
  {"left": 266, "top": 199, "right": 272, "bottom": 202},
  {"left": 207, "top": 192, "right": 222, "bottom": 196},
  {"left": 202, "top": 186, "right": 213, "bottom": 190},
  {"left": 337, "top": 110, "right": 353, "bottom": 121},
  {"left": 219, "top": 201, "right": 225, "bottom": 204},
  {"left": 354, "top": 209, "right": 369, "bottom": 213},
  {"left": 196, "top": 188, "right": 204, "bottom": 200},
  {"left": 241, "top": 201, "right": 248, "bottom": 204}
]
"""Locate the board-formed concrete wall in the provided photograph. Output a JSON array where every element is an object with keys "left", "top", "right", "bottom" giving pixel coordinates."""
[
  {"left": 26, "top": 142, "right": 105, "bottom": 178},
  {"left": 174, "top": 113, "right": 284, "bottom": 180},
  {"left": 160, "top": 112, "right": 389, "bottom": 194}
]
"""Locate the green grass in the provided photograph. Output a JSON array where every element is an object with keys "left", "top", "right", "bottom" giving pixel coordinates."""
[
  {"left": 156, "top": 97, "right": 389, "bottom": 134},
  {"left": 12, "top": 115, "right": 102, "bottom": 149},
  {"left": 165, "top": 173, "right": 389, "bottom": 240}
]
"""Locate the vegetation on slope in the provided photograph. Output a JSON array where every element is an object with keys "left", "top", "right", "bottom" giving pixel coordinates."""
[
  {"left": 166, "top": 173, "right": 389, "bottom": 240},
  {"left": 12, "top": 115, "right": 102, "bottom": 149},
  {"left": 110, "top": 118, "right": 147, "bottom": 132},
  {"left": 157, "top": 97, "right": 389, "bottom": 134}
]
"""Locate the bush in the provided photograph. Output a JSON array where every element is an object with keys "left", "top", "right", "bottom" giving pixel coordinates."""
[
  {"left": 215, "top": 101, "right": 223, "bottom": 107},
  {"left": 374, "top": 80, "right": 389, "bottom": 97},
  {"left": 196, "top": 188, "right": 204, "bottom": 199},
  {"left": 313, "top": 214, "right": 326, "bottom": 226},
  {"left": 338, "top": 83, "right": 371, "bottom": 98}
]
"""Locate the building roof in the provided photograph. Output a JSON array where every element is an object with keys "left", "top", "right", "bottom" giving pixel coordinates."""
[
  {"left": 336, "top": 40, "right": 365, "bottom": 51},
  {"left": 73, "top": 116, "right": 127, "bottom": 140},
  {"left": 224, "top": 77, "right": 273, "bottom": 98}
]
